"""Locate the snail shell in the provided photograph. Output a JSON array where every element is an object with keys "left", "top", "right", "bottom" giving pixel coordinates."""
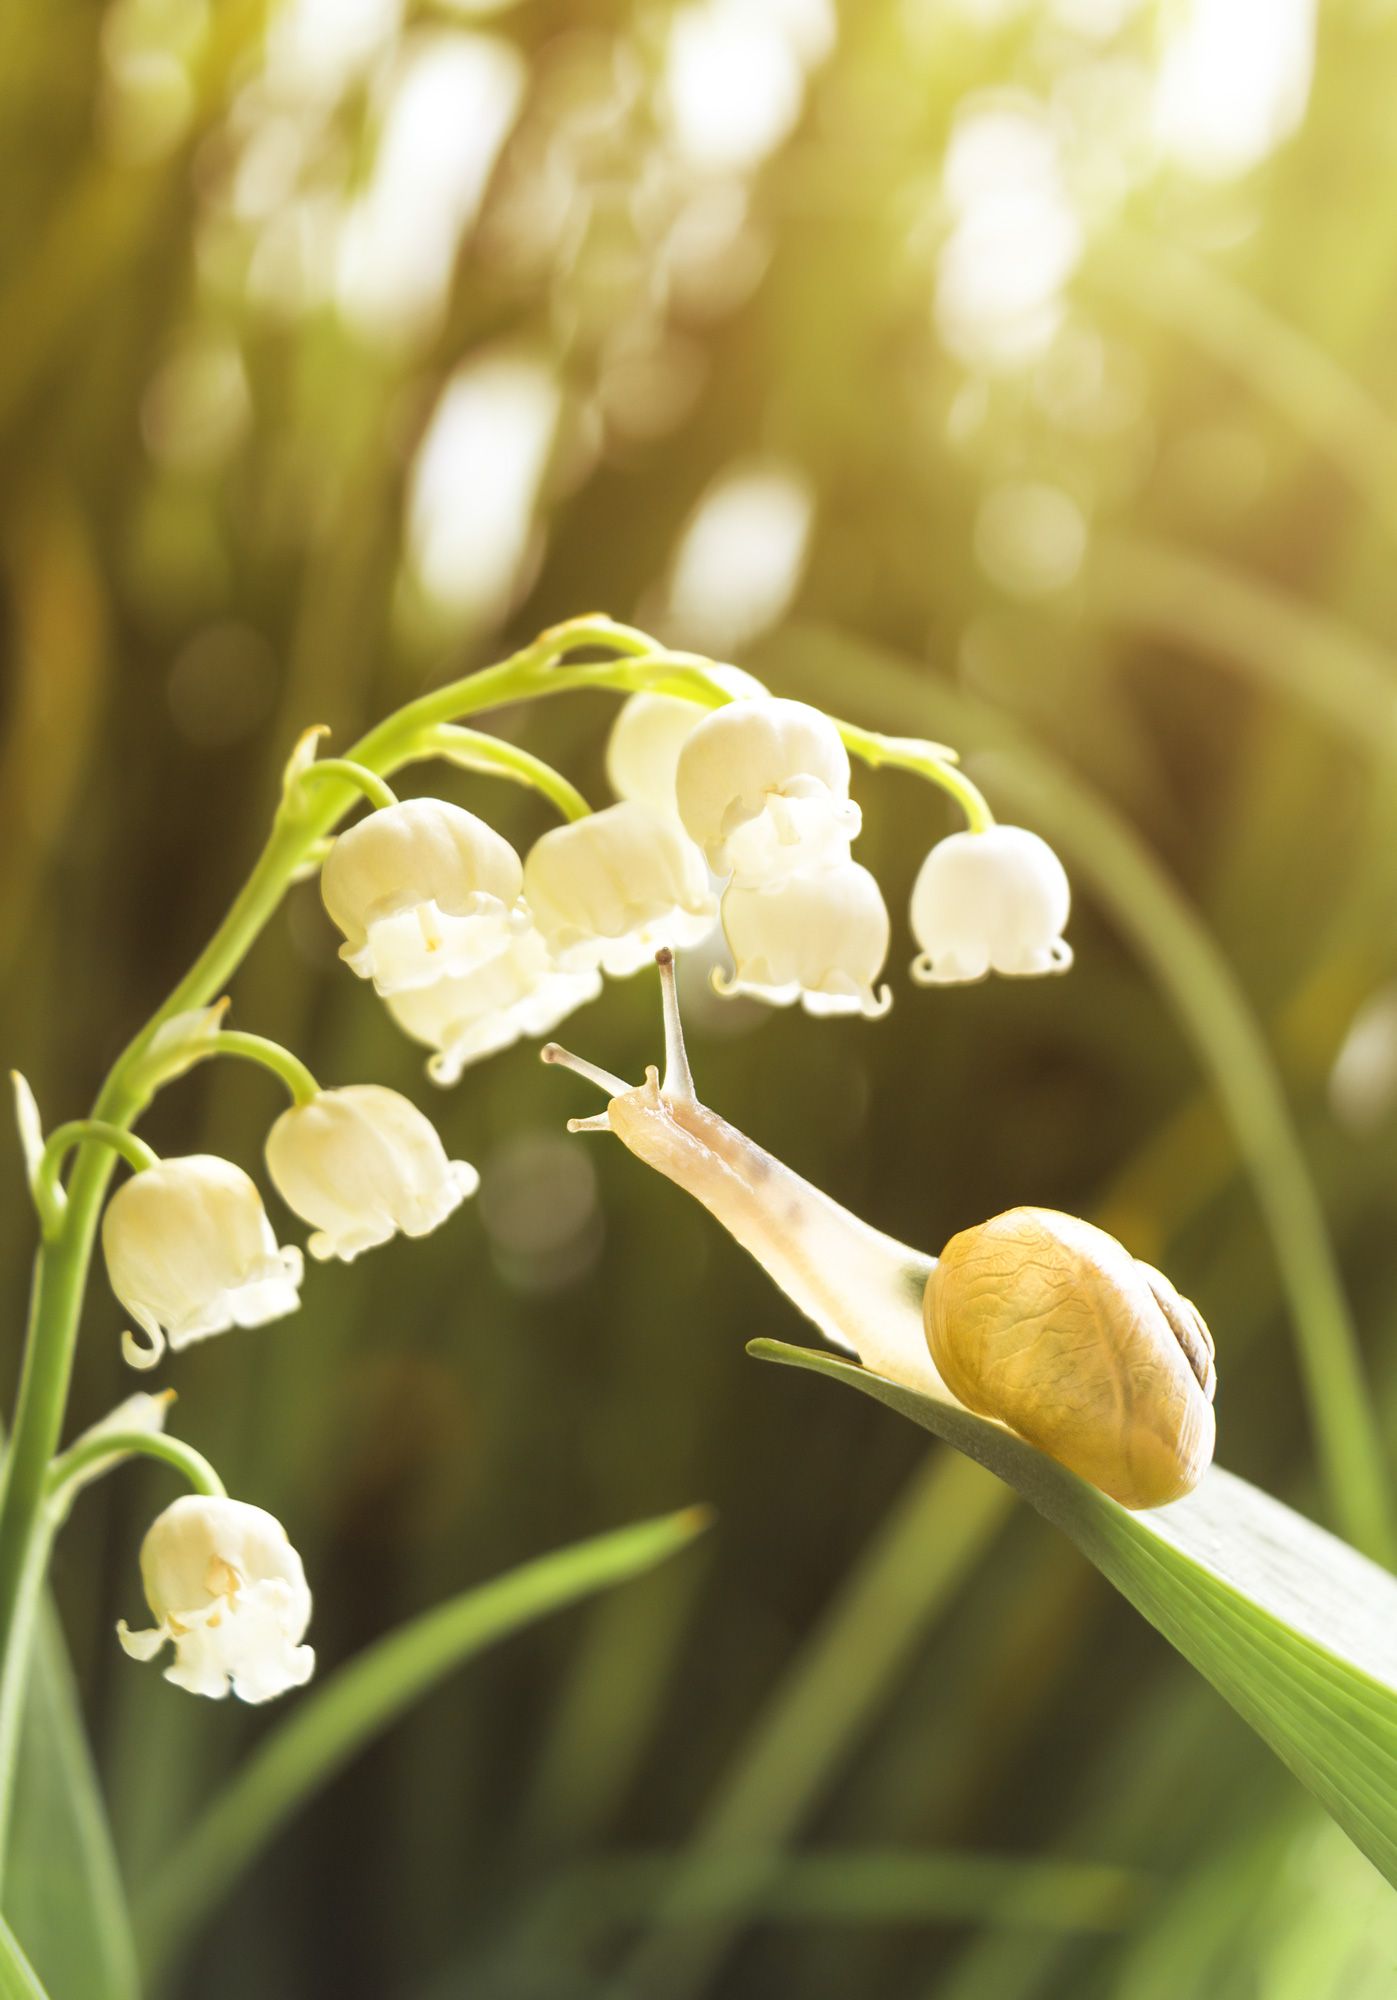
[{"left": 923, "top": 1207, "right": 1216, "bottom": 1509}]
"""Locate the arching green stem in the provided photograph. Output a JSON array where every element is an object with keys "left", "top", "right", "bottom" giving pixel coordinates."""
[
  {"left": 838, "top": 721, "right": 993, "bottom": 832},
  {"left": 45, "top": 1431, "right": 226, "bottom": 1509},
  {"left": 31, "top": 1121, "right": 159, "bottom": 1240},
  {"left": 207, "top": 1032, "right": 321, "bottom": 1107},
  {"left": 291, "top": 758, "right": 398, "bottom": 813},
  {"left": 421, "top": 724, "right": 593, "bottom": 822}
]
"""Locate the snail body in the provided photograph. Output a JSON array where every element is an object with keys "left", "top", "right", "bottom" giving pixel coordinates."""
[
  {"left": 544, "top": 954, "right": 1217, "bottom": 1512},
  {"left": 925, "top": 1207, "right": 1215, "bottom": 1509}
]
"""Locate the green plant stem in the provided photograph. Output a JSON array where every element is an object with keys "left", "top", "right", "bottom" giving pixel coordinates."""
[
  {"left": 423, "top": 724, "right": 593, "bottom": 821},
  {"left": 837, "top": 721, "right": 992, "bottom": 830},
  {"left": 291, "top": 758, "right": 398, "bottom": 813},
  {"left": 0, "top": 617, "right": 748, "bottom": 1882},
  {"left": 44, "top": 1433, "right": 225, "bottom": 1509},
  {"left": 206, "top": 1032, "right": 320, "bottom": 1108},
  {"left": 30, "top": 1123, "right": 159, "bottom": 1240}
]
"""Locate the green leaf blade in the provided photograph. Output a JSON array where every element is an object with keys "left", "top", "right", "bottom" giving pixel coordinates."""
[
  {"left": 0, "top": 1912, "right": 50, "bottom": 2000},
  {"left": 6, "top": 1606, "right": 139, "bottom": 2000},
  {"left": 750, "top": 1338, "right": 1397, "bottom": 1886},
  {"left": 135, "top": 1504, "right": 710, "bottom": 1985}
]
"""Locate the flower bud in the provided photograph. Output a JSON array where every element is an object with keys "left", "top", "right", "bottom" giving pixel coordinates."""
[
  {"left": 605, "top": 667, "right": 766, "bottom": 818},
  {"left": 102, "top": 1156, "right": 303, "bottom": 1369},
  {"left": 117, "top": 1495, "right": 314, "bottom": 1703},
  {"left": 387, "top": 928, "right": 601, "bottom": 1086},
  {"left": 265, "top": 1085, "right": 478, "bottom": 1263},
  {"left": 321, "top": 799, "right": 524, "bottom": 997},
  {"left": 716, "top": 862, "right": 892, "bottom": 1017},
  {"left": 674, "top": 697, "right": 860, "bottom": 882},
  {"left": 522, "top": 802, "right": 718, "bottom": 976},
  {"left": 909, "top": 826, "right": 1072, "bottom": 985}
]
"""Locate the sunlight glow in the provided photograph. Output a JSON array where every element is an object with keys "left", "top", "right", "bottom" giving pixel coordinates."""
[
  {"left": 665, "top": 462, "right": 814, "bottom": 651},
  {"left": 936, "top": 99, "right": 1082, "bottom": 371},
  {"left": 662, "top": 0, "right": 834, "bottom": 172},
  {"left": 406, "top": 355, "right": 561, "bottom": 621},
  {"left": 1154, "top": 0, "right": 1318, "bottom": 180},
  {"left": 336, "top": 32, "right": 525, "bottom": 346}
]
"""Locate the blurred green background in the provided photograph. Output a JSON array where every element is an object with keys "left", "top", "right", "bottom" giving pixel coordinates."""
[{"left": 4, "top": 0, "right": 1397, "bottom": 1993}]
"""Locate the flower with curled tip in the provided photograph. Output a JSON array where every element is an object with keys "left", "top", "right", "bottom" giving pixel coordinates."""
[
  {"left": 102, "top": 1156, "right": 303, "bottom": 1369},
  {"left": 117, "top": 1495, "right": 314, "bottom": 1703},
  {"left": 264, "top": 1085, "right": 478, "bottom": 1263},
  {"left": 716, "top": 861, "right": 892, "bottom": 1017},
  {"left": 605, "top": 666, "right": 766, "bottom": 819},
  {"left": 320, "top": 798, "right": 525, "bottom": 997},
  {"left": 674, "top": 696, "right": 861, "bottom": 882},
  {"left": 522, "top": 802, "right": 718, "bottom": 977},
  {"left": 386, "top": 927, "right": 601, "bottom": 1086},
  {"left": 909, "top": 825, "right": 1071, "bottom": 985}
]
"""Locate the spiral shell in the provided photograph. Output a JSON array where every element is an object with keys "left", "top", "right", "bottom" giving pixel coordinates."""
[{"left": 923, "top": 1207, "right": 1216, "bottom": 1509}]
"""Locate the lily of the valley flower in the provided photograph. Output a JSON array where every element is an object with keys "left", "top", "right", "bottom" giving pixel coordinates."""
[
  {"left": 387, "top": 927, "right": 601, "bottom": 1086},
  {"left": 605, "top": 666, "right": 766, "bottom": 818},
  {"left": 102, "top": 1156, "right": 303, "bottom": 1369},
  {"left": 715, "top": 862, "right": 892, "bottom": 1017},
  {"left": 674, "top": 697, "right": 861, "bottom": 882},
  {"left": 265, "top": 1085, "right": 478, "bottom": 1262},
  {"left": 321, "top": 798, "right": 525, "bottom": 997},
  {"left": 909, "top": 825, "right": 1072, "bottom": 985},
  {"left": 118, "top": 1495, "right": 314, "bottom": 1703},
  {"left": 522, "top": 802, "right": 718, "bottom": 977}
]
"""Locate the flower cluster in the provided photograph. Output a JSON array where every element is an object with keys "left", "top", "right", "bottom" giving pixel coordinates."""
[
  {"left": 78, "top": 645, "right": 1072, "bottom": 1711},
  {"left": 320, "top": 688, "right": 1073, "bottom": 1066},
  {"left": 103, "top": 1083, "right": 476, "bottom": 1371},
  {"left": 101, "top": 1063, "right": 476, "bottom": 1702}
]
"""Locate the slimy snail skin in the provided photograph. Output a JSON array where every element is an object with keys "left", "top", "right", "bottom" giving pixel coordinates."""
[{"left": 545, "top": 951, "right": 1216, "bottom": 1511}]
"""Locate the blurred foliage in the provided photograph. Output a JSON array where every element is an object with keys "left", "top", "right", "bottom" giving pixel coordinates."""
[{"left": 3, "top": 0, "right": 1397, "bottom": 1994}]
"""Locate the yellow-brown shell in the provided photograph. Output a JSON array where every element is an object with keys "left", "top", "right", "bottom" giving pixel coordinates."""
[{"left": 923, "top": 1207, "right": 1216, "bottom": 1510}]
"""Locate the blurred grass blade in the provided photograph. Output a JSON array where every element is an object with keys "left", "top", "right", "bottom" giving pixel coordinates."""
[
  {"left": 614, "top": 1452, "right": 1007, "bottom": 2000},
  {"left": 0, "top": 1913, "right": 49, "bottom": 2000},
  {"left": 1091, "top": 228, "right": 1397, "bottom": 536},
  {"left": 7, "top": 1605, "right": 139, "bottom": 2000},
  {"left": 486, "top": 1847, "right": 1149, "bottom": 1992},
  {"left": 134, "top": 1506, "right": 710, "bottom": 1983},
  {"left": 1085, "top": 534, "right": 1397, "bottom": 753},
  {"left": 752, "top": 1339, "right": 1397, "bottom": 1888}
]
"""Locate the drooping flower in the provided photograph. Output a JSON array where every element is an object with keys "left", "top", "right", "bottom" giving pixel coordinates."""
[
  {"left": 386, "top": 927, "right": 601, "bottom": 1086},
  {"left": 320, "top": 798, "right": 525, "bottom": 997},
  {"left": 605, "top": 666, "right": 766, "bottom": 819},
  {"left": 522, "top": 802, "right": 718, "bottom": 977},
  {"left": 265, "top": 1085, "right": 478, "bottom": 1263},
  {"left": 102, "top": 1156, "right": 303, "bottom": 1369},
  {"left": 909, "top": 826, "right": 1072, "bottom": 985},
  {"left": 117, "top": 1495, "right": 314, "bottom": 1703},
  {"left": 674, "top": 696, "right": 861, "bottom": 882},
  {"left": 715, "top": 862, "right": 892, "bottom": 1017}
]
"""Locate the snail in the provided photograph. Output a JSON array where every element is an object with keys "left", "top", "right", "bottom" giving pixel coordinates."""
[{"left": 543, "top": 950, "right": 1216, "bottom": 1511}]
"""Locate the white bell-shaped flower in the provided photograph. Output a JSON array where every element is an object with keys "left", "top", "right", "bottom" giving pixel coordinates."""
[
  {"left": 265, "top": 1085, "right": 479, "bottom": 1263},
  {"left": 117, "top": 1495, "right": 314, "bottom": 1703},
  {"left": 605, "top": 667, "right": 766, "bottom": 818},
  {"left": 674, "top": 696, "right": 861, "bottom": 882},
  {"left": 387, "top": 927, "right": 601, "bottom": 1085},
  {"left": 320, "top": 799, "right": 525, "bottom": 997},
  {"left": 716, "top": 862, "right": 892, "bottom": 1017},
  {"left": 522, "top": 802, "right": 718, "bottom": 977},
  {"left": 102, "top": 1156, "right": 304, "bottom": 1370},
  {"left": 909, "top": 825, "right": 1072, "bottom": 985}
]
